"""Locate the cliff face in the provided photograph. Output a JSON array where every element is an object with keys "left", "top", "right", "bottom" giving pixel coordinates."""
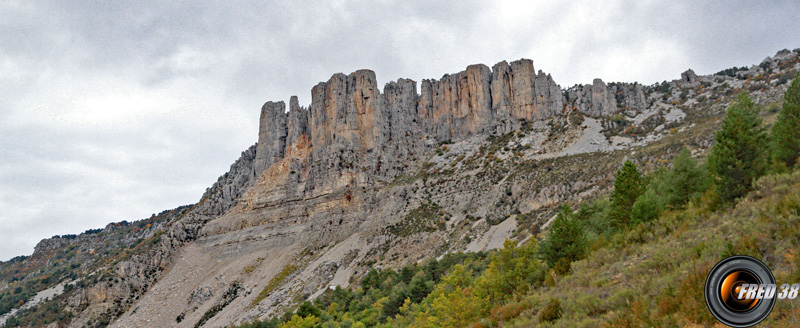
[
  {"left": 488, "top": 59, "right": 564, "bottom": 133},
  {"left": 253, "top": 58, "right": 638, "bottom": 194}
]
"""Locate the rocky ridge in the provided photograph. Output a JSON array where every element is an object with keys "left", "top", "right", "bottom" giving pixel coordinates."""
[{"left": 251, "top": 59, "right": 643, "bottom": 193}]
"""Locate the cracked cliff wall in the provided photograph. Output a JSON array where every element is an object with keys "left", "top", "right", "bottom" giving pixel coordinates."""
[{"left": 252, "top": 58, "right": 639, "bottom": 194}]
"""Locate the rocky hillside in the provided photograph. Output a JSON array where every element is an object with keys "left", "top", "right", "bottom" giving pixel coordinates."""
[{"left": 1, "top": 48, "right": 798, "bottom": 328}]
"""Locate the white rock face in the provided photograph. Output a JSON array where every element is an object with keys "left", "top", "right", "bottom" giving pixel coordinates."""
[{"left": 680, "top": 69, "right": 699, "bottom": 87}]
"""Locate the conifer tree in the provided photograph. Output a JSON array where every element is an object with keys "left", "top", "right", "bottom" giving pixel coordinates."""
[
  {"left": 477, "top": 239, "right": 543, "bottom": 303},
  {"left": 708, "top": 91, "right": 767, "bottom": 203},
  {"left": 664, "top": 148, "right": 708, "bottom": 208},
  {"left": 609, "top": 160, "right": 645, "bottom": 228},
  {"left": 539, "top": 205, "right": 586, "bottom": 272},
  {"left": 772, "top": 73, "right": 800, "bottom": 168}
]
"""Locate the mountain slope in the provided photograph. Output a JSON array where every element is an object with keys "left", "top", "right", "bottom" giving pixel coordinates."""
[{"left": 0, "top": 48, "right": 798, "bottom": 328}]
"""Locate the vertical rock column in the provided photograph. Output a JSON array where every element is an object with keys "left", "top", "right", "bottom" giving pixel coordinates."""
[
  {"left": 254, "top": 101, "right": 288, "bottom": 175},
  {"left": 418, "top": 64, "right": 493, "bottom": 142},
  {"left": 382, "top": 78, "right": 422, "bottom": 177},
  {"left": 458, "top": 64, "right": 493, "bottom": 137},
  {"left": 286, "top": 96, "right": 309, "bottom": 153},
  {"left": 534, "top": 70, "right": 564, "bottom": 119},
  {"left": 590, "top": 78, "right": 617, "bottom": 117},
  {"left": 490, "top": 59, "right": 565, "bottom": 133}
]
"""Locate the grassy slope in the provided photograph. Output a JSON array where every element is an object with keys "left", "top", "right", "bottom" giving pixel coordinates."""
[{"left": 509, "top": 171, "right": 800, "bottom": 327}]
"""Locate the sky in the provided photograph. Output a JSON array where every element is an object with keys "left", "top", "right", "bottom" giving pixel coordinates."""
[{"left": 1, "top": 0, "right": 799, "bottom": 261}]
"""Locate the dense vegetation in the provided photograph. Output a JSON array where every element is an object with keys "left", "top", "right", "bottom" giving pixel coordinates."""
[
  {"left": 233, "top": 252, "right": 491, "bottom": 328},
  {"left": 231, "top": 80, "right": 800, "bottom": 327}
]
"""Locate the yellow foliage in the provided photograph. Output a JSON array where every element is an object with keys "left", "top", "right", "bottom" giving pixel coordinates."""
[{"left": 279, "top": 315, "right": 319, "bottom": 328}]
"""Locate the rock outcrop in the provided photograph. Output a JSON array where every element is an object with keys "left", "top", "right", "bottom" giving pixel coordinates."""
[
  {"left": 679, "top": 69, "right": 699, "bottom": 87},
  {"left": 252, "top": 58, "right": 604, "bottom": 190},
  {"left": 568, "top": 78, "right": 618, "bottom": 117},
  {"left": 608, "top": 82, "right": 647, "bottom": 116},
  {"left": 285, "top": 96, "right": 308, "bottom": 157},
  {"left": 489, "top": 60, "right": 563, "bottom": 134},
  {"left": 255, "top": 102, "right": 288, "bottom": 174},
  {"left": 419, "top": 64, "right": 493, "bottom": 141}
]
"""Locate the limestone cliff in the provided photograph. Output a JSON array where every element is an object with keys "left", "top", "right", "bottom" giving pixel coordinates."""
[{"left": 253, "top": 58, "right": 632, "bottom": 192}]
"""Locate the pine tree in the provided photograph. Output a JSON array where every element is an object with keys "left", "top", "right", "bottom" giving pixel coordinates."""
[
  {"left": 708, "top": 91, "right": 767, "bottom": 203},
  {"left": 408, "top": 274, "right": 431, "bottom": 303},
  {"left": 664, "top": 148, "right": 708, "bottom": 208},
  {"left": 609, "top": 160, "right": 645, "bottom": 228},
  {"left": 296, "top": 301, "right": 322, "bottom": 318},
  {"left": 427, "top": 264, "right": 486, "bottom": 328},
  {"left": 477, "top": 239, "right": 543, "bottom": 303},
  {"left": 538, "top": 205, "right": 586, "bottom": 271},
  {"left": 772, "top": 73, "right": 800, "bottom": 168}
]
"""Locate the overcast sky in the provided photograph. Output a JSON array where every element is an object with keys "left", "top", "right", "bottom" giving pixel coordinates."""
[{"left": 1, "top": 1, "right": 798, "bottom": 261}]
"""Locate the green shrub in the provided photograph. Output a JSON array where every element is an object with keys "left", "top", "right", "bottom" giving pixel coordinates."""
[
  {"left": 577, "top": 198, "right": 612, "bottom": 236},
  {"left": 631, "top": 189, "right": 662, "bottom": 225},
  {"left": 537, "top": 298, "right": 562, "bottom": 323}
]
